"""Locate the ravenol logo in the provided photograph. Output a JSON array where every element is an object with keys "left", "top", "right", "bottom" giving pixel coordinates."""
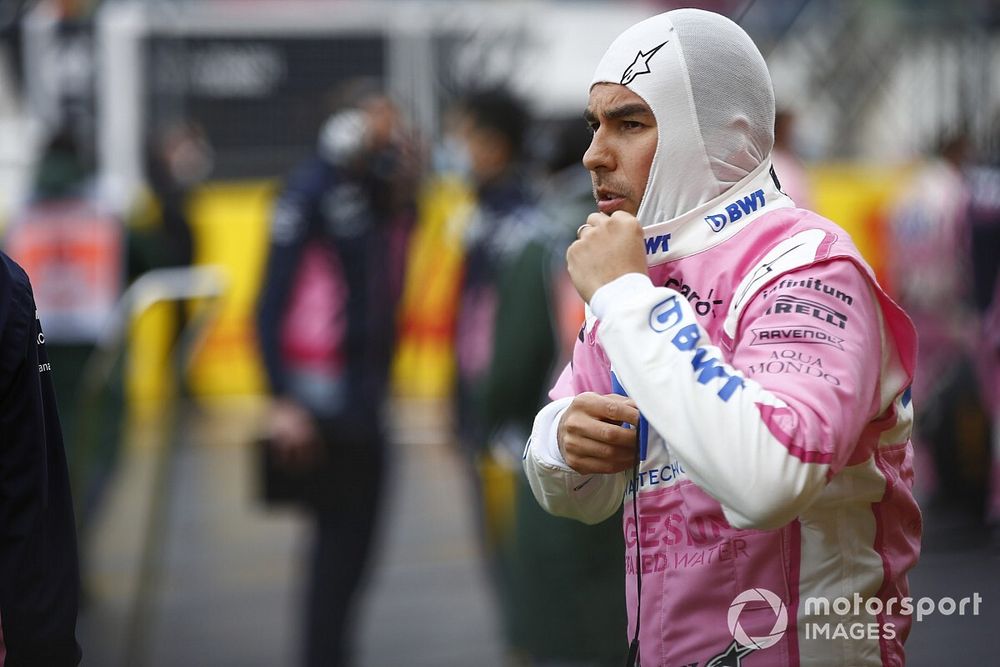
[
  {"left": 728, "top": 588, "right": 788, "bottom": 650},
  {"left": 705, "top": 189, "right": 766, "bottom": 232}
]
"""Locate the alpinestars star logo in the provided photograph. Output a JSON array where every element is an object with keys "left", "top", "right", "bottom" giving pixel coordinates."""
[
  {"left": 620, "top": 41, "right": 668, "bottom": 86},
  {"left": 704, "top": 640, "right": 756, "bottom": 667}
]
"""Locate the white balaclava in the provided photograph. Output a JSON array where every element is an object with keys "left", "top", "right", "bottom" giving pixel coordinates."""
[{"left": 591, "top": 8, "right": 775, "bottom": 227}]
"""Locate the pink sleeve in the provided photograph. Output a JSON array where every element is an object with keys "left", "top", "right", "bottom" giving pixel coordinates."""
[
  {"left": 731, "top": 259, "right": 883, "bottom": 476},
  {"left": 594, "top": 256, "right": 889, "bottom": 529},
  {"left": 548, "top": 323, "right": 614, "bottom": 401}
]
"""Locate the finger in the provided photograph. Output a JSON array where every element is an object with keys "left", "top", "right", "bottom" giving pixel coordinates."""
[
  {"left": 586, "top": 211, "right": 610, "bottom": 228},
  {"left": 563, "top": 433, "right": 637, "bottom": 463},
  {"left": 573, "top": 393, "right": 640, "bottom": 427},
  {"left": 608, "top": 210, "right": 640, "bottom": 225},
  {"left": 562, "top": 412, "right": 638, "bottom": 448},
  {"left": 599, "top": 396, "right": 640, "bottom": 427},
  {"left": 566, "top": 453, "right": 636, "bottom": 475}
]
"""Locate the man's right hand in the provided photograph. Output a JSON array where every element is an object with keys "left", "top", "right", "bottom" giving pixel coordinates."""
[
  {"left": 267, "top": 398, "right": 321, "bottom": 468},
  {"left": 558, "top": 392, "right": 640, "bottom": 474}
]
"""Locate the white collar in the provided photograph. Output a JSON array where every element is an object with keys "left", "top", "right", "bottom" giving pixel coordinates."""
[{"left": 641, "top": 157, "right": 794, "bottom": 265}]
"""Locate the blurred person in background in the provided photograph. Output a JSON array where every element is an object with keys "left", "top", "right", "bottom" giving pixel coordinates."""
[
  {"left": 4, "top": 124, "right": 122, "bottom": 524},
  {"left": 123, "top": 120, "right": 214, "bottom": 408},
  {"left": 887, "top": 131, "right": 993, "bottom": 522},
  {"left": 390, "top": 105, "right": 474, "bottom": 399},
  {"left": 128, "top": 120, "right": 213, "bottom": 280},
  {"left": 965, "top": 124, "right": 1000, "bottom": 531},
  {"left": 7, "top": 126, "right": 98, "bottom": 430},
  {"left": 255, "top": 80, "right": 414, "bottom": 667},
  {"left": 450, "top": 88, "right": 625, "bottom": 666},
  {"left": 522, "top": 9, "right": 919, "bottom": 666},
  {"left": 0, "top": 249, "right": 82, "bottom": 665},
  {"left": 770, "top": 108, "right": 813, "bottom": 210}
]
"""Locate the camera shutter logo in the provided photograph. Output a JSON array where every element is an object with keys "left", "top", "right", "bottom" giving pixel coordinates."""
[{"left": 727, "top": 588, "right": 788, "bottom": 650}]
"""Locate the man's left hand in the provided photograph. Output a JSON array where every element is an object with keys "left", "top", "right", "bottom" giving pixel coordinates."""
[{"left": 567, "top": 211, "right": 648, "bottom": 303}]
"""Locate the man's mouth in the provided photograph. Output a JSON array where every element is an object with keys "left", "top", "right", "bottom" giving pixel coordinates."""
[{"left": 595, "top": 188, "right": 627, "bottom": 214}]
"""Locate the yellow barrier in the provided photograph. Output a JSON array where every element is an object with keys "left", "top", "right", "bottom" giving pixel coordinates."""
[
  {"left": 391, "top": 176, "right": 475, "bottom": 398},
  {"left": 808, "top": 162, "right": 914, "bottom": 281},
  {"left": 126, "top": 181, "right": 275, "bottom": 408},
  {"left": 186, "top": 181, "right": 275, "bottom": 397}
]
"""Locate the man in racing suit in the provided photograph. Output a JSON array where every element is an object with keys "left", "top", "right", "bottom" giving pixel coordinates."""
[{"left": 522, "top": 9, "right": 920, "bottom": 667}]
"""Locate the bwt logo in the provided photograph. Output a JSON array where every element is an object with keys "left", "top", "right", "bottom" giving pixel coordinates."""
[
  {"left": 648, "top": 296, "right": 745, "bottom": 401},
  {"left": 705, "top": 189, "right": 766, "bottom": 232},
  {"left": 649, "top": 295, "right": 684, "bottom": 332},
  {"left": 728, "top": 588, "right": 788, "bottom": 650},
  {"left": 645, "top": 233, "right": 671, "bottom": 255}
]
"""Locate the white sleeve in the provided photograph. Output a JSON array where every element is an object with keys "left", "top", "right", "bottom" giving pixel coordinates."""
[
  {"left": 592, "top": 277, "right": 831, "bottom": 530},
  {"left": 522, "top": 397, "right": 627, "bottom": 525}
]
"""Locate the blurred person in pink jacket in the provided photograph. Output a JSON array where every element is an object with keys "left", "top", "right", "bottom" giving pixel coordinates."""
[
  {"left": 887, "top": 134, "right": 971, "bottom": 414},
  {"left": 886, "top": 133, "right": 996, "bottom": 523},
  {"left": 966, "top": 146, "right": 1000, "bottom": 529},
  {"left": 522, "top": 9, "right": 919, "bottom": 666}
]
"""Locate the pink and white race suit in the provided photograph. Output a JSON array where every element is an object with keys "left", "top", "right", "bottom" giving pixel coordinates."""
[{"left": 523, "top": 160, "right": 921, "bottom": 666}]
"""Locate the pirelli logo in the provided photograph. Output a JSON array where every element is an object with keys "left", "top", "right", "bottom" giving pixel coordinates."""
[
  {"left": 750, "top": 325, "right": 845, "bottom": 350},
  {"left": 764, "top": 295, "right": 848, "bottom": 330}
]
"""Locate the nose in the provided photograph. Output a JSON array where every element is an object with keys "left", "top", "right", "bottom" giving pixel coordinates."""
[{"left": 582, "top": 128, "right": 614, "bottom": 173}]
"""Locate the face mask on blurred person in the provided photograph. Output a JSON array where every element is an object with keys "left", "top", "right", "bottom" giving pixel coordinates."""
[
  {"left": 431, "top": 135, "right": 474, "bottom": 180},
  {"left": 318, "top": 110, "right": 369, "bottom": 167}
]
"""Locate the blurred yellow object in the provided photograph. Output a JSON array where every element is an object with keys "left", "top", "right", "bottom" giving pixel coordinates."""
[
  {"left": 125, "top": 186, "right": 171, "bottom": 417},
  {"left": 126, "top": 173, "right": 475, "bottom": 406},
  {"left": 127, "top": 180, "right": 275, "bottom": 408},
  {"left": 184, "top": 181, "right": 275, "bottom": 397},
  {"left": 391, "top": 175, "right": 475, "bottom": 398},
  {"left": 477, "top": 452, "right": 517, "bottom": 550},
  {"left": 126, "top": 300, "right": 177, "bottom": 417},
  {"left": 128, "top": 186, "right": 162, "bottom": 231},
  {"left": 808, "top": 163, "right": 914, "bottom": 281}
]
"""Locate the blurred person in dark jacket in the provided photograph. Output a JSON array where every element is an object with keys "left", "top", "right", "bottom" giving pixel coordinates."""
[
  {"left": 0, "top": 250, "right": 82, "bottom": 665},
  {"left": 255, "top": 82, "right": 414, "bottom": 667},
  {"left": 129, "top": 120, "right": 213, "bottom": 279},
  {"left": 451, "top": 90, "right": 625, "bottom": 666}
]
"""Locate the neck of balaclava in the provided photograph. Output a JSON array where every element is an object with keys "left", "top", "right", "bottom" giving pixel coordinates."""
[{"left": 638, "top": 156, "right": 796, "bottom": 265}]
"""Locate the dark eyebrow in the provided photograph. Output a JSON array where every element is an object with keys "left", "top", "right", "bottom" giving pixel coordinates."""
[
  {"left": 606, "top": 103, "right": 652, "bottom": 121},
  {"left": 583, "top": 103, "right": 652, "bottom": 124}
]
